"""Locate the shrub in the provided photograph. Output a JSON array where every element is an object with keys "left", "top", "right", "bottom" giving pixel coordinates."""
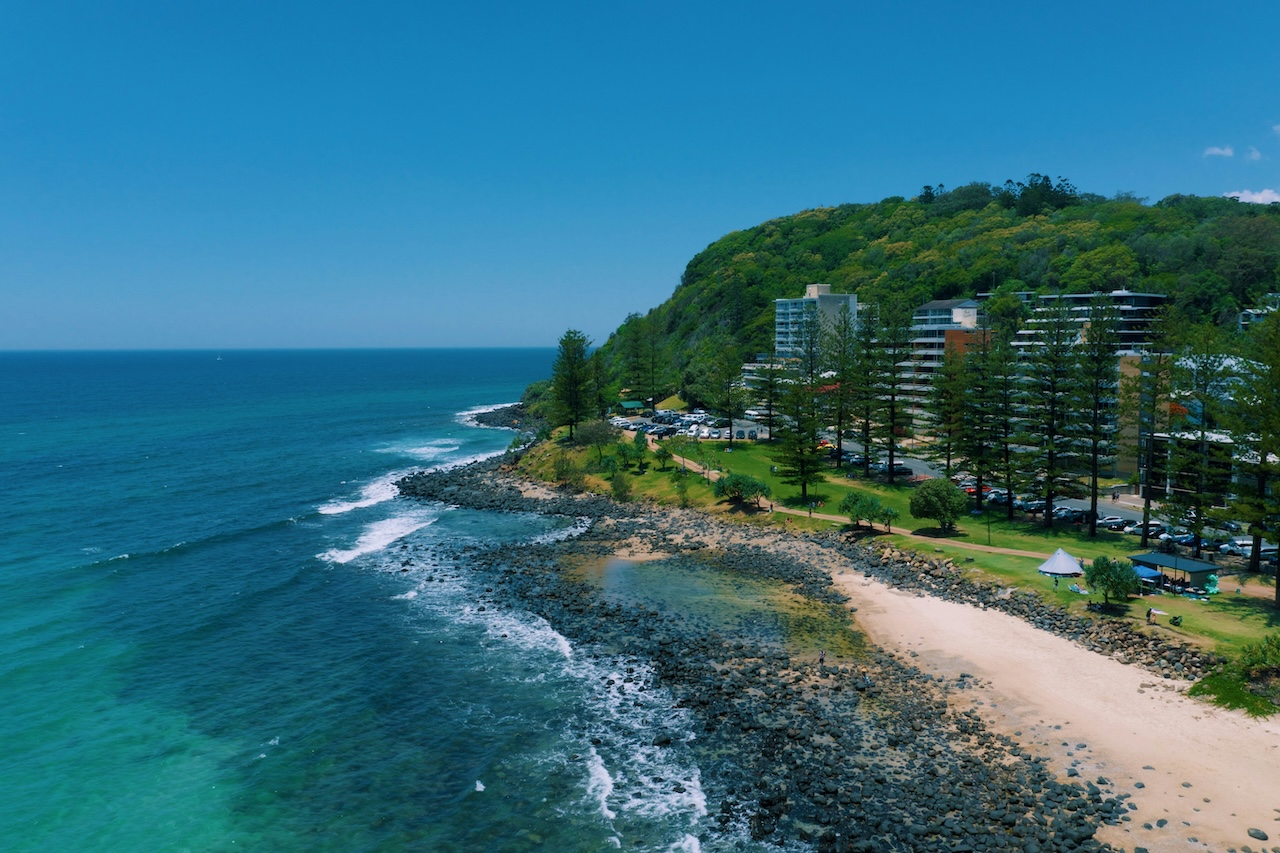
[
  {"left": 713, "top": 472, "right": 771, "bottom": 506},
  {"left": 880, "top": 506, "right": 900, "bottom": 533},
  {"left": 611, "top": 470, "right": 632, "bottom": 502},
  {"left": 839, "top": 492, "right": 883, "bottom": 528},
  {"left": 1084, "top": 556, "right": 1139, "bottom": 605},
  {"left": 654, "top": 443, "right": 673, "bottom": 470},
  {"left": 551, "top": 452, "right": 585, "bottom": 491},
  {"left": 674, "top": 469, "right": 691, "bottom": 507},
  {"left": 908, "top": 478, "right": 968, "bottom": 533},
  {"left": 1241, "top": 633, "right": 1280, "bottom": 680}
]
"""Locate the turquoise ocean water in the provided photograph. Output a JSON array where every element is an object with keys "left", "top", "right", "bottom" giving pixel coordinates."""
[{"left": 0, "top": 350, "right": 717, "bottom": 852}]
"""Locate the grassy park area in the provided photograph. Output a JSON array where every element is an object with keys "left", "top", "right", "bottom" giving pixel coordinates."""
[{"left": 517, "top": 429, "right": 1280, "bottom": 712}]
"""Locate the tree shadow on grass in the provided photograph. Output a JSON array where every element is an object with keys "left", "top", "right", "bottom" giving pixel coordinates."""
[
  {"left": 843, "top": 525, "right": 886, "bottom": 543},
  {"left": 910, "top": 527, "right": 961, "bottom": 539},
  {"left": 1203, "top": 594, "right": 1280, "bottom": 629},
  {"left": 780, "top": 494, "right": 830, "bottom": 510}
]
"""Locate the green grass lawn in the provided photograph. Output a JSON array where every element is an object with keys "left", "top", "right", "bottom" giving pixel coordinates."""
[{"left": 705, "top": 442, "right": 1142, "bottom": 560}]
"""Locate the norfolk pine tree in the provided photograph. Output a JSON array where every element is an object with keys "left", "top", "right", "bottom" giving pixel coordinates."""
[
  {"left": 1121, "top": 342, "right": 1174, "bottom": 550},
  {"left": 921, "top": 341, "right": 967, "bottom": 480},
  {"left": 552, "top": 329, "right": 592, "bottom": 440},
  {"left": 775, "top": 311, "right": 826, "bottom": 502},
  {"left": 955, "top": 319, "right": 1002, "bottom": 512},
  {"left": 873, "top": 296, "right": 914, "bottom": 484},
  {"left": 697, "top": 335, "right": 750, "bottom": 448},
  {"left": 986, "top": 329, "right": 1024, "bottom": 520},
  {"left": 1164, "top": 323, "right": 1238, "bottom": 558},
  {"left": 821, "top": 302, "right": 859, "bottom": 469},
  {"left": 1017, "top": 297, "right": 1078, "bottom": 528},
  {"left": 1071, "top": 296, "right": 1122, "bottom": 537},
  {"left": 849, "top": 301, "right": 881, "bottom": 477},
  {"left": 755, "top": 345, "right": 786, "bottom": 443},
  {"left": 1227, "top": 312, "right": 1280, "bottom": 585}
]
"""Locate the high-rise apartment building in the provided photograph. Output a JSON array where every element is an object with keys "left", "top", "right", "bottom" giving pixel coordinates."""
[{"left": 773, "top": 284, "right": 858, "bottom": 358}]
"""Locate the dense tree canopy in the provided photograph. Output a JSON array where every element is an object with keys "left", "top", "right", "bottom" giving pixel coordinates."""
[{"left": 591, "top": 179, "right": 1280, "bottom": 405}]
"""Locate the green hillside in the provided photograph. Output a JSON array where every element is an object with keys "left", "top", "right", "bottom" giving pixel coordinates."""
[{"left": 598, "top": 176, "right": 1280, "bottom": 403}]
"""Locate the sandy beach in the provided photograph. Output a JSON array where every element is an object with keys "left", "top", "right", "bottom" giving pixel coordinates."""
[{"left": 833, "top": 566, "right": 1280, "bottom": 853}]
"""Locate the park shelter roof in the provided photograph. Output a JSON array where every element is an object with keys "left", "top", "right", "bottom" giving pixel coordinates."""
[
  {"left": 1038, "top": 548, "right": 1083, "bottom": 577},
  {"left": 1129, "top": 552, "right": 1219, "bottom": 583}
]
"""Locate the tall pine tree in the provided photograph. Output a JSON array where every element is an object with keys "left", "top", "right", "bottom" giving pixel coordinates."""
[
  {"left": 551, "top": 329, "right": 592, "bottom": 440},
  {"left": 1070, "top": 296, "right": 1122, "bottom": 537},
  {"left": 1017, "top": 298, "right": 1078, "bottom": 528}
]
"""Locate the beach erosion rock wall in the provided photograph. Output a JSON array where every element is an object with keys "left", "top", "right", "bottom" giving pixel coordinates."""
[{"left": 396, "top": 459, "right": 1149, "bottom": 852}]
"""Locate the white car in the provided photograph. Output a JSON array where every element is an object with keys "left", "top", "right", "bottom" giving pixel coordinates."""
[
  {"left": 699, "top": 428, "right": 710, "bottom": 438},
  {"left": 1220, "top": 536, "right": 1261, "bottom": 556}
]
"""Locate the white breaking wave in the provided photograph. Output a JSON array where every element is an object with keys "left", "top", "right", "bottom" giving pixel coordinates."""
[
  {"left": 585, "top": 748, "right": 618, "bottom": 820},
  {"left": 318, "top": 471, "right": 407, "bottom": 516},
  {"left": 320, "top": 446, "right": 509, "bottom": 517},
  {"left": 473, "top": 607, "right": 575, "bottom": 661},
  {"left": 377, "top": 438, "right": 463, "bottom": 462},
  {"left": 318, "top": 510, "right": 440, "bottom": 564},
  {"left": 456, "top": 402, "right": 521, "bottom": 428}
]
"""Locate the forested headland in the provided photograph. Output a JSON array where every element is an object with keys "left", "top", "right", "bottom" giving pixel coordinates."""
[{"left": 587, "top": 176, "right": 1279, "bottom": 401}]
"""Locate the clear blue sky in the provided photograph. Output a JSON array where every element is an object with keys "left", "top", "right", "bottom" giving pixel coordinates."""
[{"left": 4, "top": 0, "right": 1278, "bottom": 350}]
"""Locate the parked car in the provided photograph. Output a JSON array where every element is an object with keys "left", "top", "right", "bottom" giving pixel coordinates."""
[
  {"left": 889, "top": 464, "right": 912, "bottom": 476},
  {"left": 1098, "top": 515, "right": 1128, "bottom": 530},
  {"left": 735, "top": 430, "right": 745, "bottom": 439},
  {"left": 1224, "top": 540, "right": 1278, "bottom": 558},
  {"left": 1220, "top": 536, "right": 1255, "bottom": 556},
  {"left": 1124, "top": 521, "right": 1165, "bottom": 537},
  {"left": 747, "top": 430, "right": 757, "bottom": 440}
]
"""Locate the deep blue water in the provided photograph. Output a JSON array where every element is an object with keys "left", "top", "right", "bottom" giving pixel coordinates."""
[{"left": 0, "top": 350, "right": 730, "bottom": 852}]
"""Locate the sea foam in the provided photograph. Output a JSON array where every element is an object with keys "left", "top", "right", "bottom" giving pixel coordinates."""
[
  {"left": 455, "top": 402, "right": 521, "bottom": 428},
  {"left": 318, "top": 511, "right": 439, "bottom": 564},
  {"left": 318, "top": 472, "right": 406, "bottom": 516}
]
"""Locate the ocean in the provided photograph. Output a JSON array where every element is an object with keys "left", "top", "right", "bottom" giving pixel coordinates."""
[{"left": 0, "top": 349, "right": 733, "bottom": 852}]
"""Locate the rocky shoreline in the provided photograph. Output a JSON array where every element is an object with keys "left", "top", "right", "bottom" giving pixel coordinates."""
[
  {"left": 469, "top": 402, "right": 543, "bottom": 434},
  {"left": 393, "top": 457, "right": 1243, "bottom": 851}
]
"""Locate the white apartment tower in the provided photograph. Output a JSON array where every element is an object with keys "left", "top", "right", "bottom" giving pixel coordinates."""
[{"left": 774, "top": 284, "right": 858, "bottom": 358}]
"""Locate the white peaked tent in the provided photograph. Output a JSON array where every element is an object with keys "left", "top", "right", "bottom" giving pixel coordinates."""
[{"left": 1038, "top": 548, "right": 1083, "bottom": 577}]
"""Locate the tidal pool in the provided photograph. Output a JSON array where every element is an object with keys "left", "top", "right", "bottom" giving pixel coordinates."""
[{"left": 577, "top": 553, "right": 866, "bottom": 659}]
